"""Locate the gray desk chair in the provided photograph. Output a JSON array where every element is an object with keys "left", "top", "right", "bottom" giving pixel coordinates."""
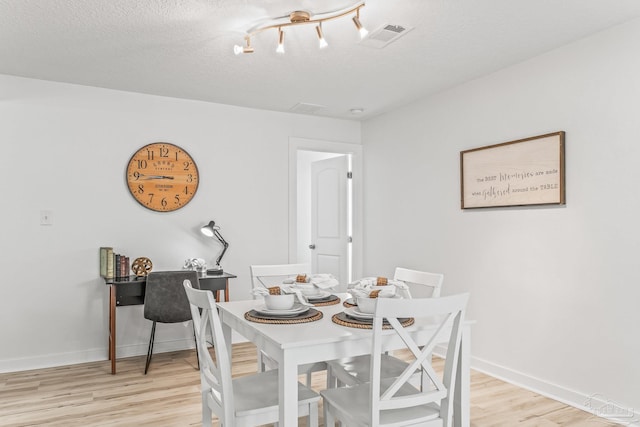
[{"left": 143, "top": 270, "right": 200, "bottom": 374}]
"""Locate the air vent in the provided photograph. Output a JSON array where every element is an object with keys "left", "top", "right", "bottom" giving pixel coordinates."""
[
  {"left": 359, "top": 24, "right": 413, "bottom": 49},
  {"left": 290, "top": 103, "right": 326, "bottom": 114}
]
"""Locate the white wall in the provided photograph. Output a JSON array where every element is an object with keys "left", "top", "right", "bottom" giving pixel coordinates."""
[
  {"left": 362, "top": 18, "right": 640, "bottom": 421},
  {"left": 0, "top": 75, "right": 360, "bottom": 372}
]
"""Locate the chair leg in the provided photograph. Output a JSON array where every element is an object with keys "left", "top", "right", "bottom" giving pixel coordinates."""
[
  {"left": 308, "top": 401, "right": 319, "bottom": 427},
  {"left": 144, "top": 321, "right": 157, "bottom": 374},
  {"left": 192, "top": 324, "right": 200, "bottom": 370}
]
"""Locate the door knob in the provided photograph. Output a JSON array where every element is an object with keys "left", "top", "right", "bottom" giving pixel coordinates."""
[{"left": 308, "top": 244, "right": 316, "bottom": 250}]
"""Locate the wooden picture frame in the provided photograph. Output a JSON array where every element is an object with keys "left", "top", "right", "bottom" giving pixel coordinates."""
[{"left": 460, "top": 132, "right": 565, "bottom": 209}]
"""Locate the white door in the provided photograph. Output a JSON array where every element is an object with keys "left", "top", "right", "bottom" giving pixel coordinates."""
[{"left": 310, "top": 155, "right": 349, "bottom": 285}]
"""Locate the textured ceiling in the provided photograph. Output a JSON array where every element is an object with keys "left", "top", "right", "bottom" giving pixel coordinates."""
[{"left": 2, "top": 0, "right": 640, "bottom": 120}]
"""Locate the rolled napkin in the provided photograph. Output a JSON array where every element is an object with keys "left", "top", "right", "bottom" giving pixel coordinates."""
[
  {"left": 251, "top": 285, "right": 312, "bottom": 306},
  {"left": 309, "top": 274, "right": 339, "bottom": 289},
  {"left": 348, "top": 285, "right": 396, "bottom": 300},
  {"left": 282, "top": 273, "right": 338, "bottom": 290},
  {"left": 279, "top": 285, "right": 313, "bottom": 306},
  {"left": 348, "top": 277, "right": 412, "bottom": 299}
]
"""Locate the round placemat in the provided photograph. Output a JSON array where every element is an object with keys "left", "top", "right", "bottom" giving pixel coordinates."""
[
  {"left": 331, "top": 312, "right": 414, "bottom": 330},
  {"left": 245, "top": 308, "right": 323, "bottom": 324},
  {"left": 343, "top": 298, "right": 357, "bottom": 308},
  {"left": 309, "top": 294, "right": 341, "bottom": 307}
]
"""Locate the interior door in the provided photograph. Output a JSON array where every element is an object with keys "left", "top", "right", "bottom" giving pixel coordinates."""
[{"left": 310, "top": 155, "right": 349, "bottom": 286}]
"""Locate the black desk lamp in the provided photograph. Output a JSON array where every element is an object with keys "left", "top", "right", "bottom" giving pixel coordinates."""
[{"left": 200, "top": 220, "right": 229, "bottom": 275}]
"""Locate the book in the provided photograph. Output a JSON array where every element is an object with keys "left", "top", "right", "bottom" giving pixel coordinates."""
[
  {"left": 99, "top": 247, "right": 112, "bottom": 278},
  {"left": 106, "top": 248, "right": 115, "bottom": 279}
]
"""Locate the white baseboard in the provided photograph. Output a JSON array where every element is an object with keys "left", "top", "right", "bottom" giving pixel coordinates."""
[
  {"left": 0, "top": 333, "right": 250, "bottom": 374},
  {"left": 470, "top": 354, "right": 639, "bottom": 426}
]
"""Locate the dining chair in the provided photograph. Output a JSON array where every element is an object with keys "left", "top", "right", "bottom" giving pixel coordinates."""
[
  {"left": 320, "top": 293, "right": 468, "bottom": 427},
  {"left": 143, "top": 270, "right": 201, "bottom": 374},
  {"left": 326, "top": 267, "right": 445, "bottom": 388},
  {"left": 183, "top": 280, "right": 320, "bottom": 427},
  {"left": 249, "top": 263, "right": 327, "bottom": 385}
]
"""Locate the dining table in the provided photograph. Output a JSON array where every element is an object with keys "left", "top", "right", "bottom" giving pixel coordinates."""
[{"left": 216, "top": 293, "right": 472, "bottom": 427}]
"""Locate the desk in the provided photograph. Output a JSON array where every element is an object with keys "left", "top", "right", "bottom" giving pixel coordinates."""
[
  {"left": 105, "top": 272, "right": 236, "bottom": 374},
  {"left": 216, "top": 295, "right": 472, "bottom": 427}
]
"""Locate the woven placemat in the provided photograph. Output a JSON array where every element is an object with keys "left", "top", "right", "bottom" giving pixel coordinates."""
[
  {"left": 332, "top": 312, "right": 414, "bottom": 330},
  {"left": 343, "top": 298, "right": 357, "bottom": 308},
  {"left": 245, "top": 308, "right": 323, "bottom": 324},
  {"left": 309, "top": 294, "right": 341, "bottom": 307}
]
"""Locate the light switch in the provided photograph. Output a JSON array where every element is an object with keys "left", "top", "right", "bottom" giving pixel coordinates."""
[{"left": 40, "top": 210, "right": 53, "bottom": 225}]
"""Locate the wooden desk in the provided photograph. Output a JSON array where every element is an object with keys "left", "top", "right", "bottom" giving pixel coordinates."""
[{"left": 105, "top": 272, "right": 236, "bottom": 374}]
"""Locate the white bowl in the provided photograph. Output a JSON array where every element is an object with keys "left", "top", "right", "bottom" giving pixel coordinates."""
[
  {"left": 264, "top": 294, "right": 295, "bottom": 310},
  {"left": 295, "top": 284, "right": 321, "bottom": 297},
  {"left": 356, "top": 297, "right": 378, "bottom": 314}
]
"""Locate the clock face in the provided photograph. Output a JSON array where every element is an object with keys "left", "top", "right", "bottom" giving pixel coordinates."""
[{"left": 126, "top": 142, "right": 199, "bottom": 212}]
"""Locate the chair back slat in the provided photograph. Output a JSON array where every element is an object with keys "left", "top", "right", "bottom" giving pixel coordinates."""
[{"left": 393, "top": 267, "right": 444, "bottom": 298}]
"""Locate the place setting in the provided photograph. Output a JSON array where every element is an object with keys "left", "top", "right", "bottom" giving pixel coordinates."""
[
  {"left": 282, "top": 273, "right": 342, "bottom": 306},
  {"left": 248, "top": 286, "right": 323, "bottom": 324},
  {"left": 333, "top": 276, "right": 415, "bottom": 329}
]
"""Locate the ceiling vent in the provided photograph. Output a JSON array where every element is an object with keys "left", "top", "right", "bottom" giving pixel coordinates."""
[
  {"left": 359, "top": 24, "right": 413, "bottom": 49},
  {"left": 290, "top": 103, "right": 326, "bottom": 114}
]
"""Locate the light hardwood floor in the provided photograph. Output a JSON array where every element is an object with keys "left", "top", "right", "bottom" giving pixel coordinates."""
[{"left": 0, "top": 343, "right": 619, "bottom": 426}]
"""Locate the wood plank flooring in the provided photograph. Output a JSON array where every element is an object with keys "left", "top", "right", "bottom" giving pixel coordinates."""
[{"left": 0, "top": 343, "right": 619, "bottom": 426}]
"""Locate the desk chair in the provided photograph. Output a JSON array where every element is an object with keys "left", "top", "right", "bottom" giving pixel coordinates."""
[
  {"left": 320, "top": 293, "right": 468, "bottom": 427},
  {"left": 326, "top": 267, "right": 444, "bottom": 388},
  {"left": 143, "top": 270, "right": 200, "bottom": 374},
  {"left": 249, "top": 263, "right": 327, "bottom": 385},
  {"left": 183, "top": 281, "right": 319, "bottom": 427}
]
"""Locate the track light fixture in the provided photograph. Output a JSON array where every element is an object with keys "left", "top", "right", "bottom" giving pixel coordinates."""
[{"left": 234, "top": 1, "right": 366, "bottom": 55}]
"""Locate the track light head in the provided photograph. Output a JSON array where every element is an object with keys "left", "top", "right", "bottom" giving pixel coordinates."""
[
  {"left": 316, "top": 24, "right": 328, "bottom": 49},
  {"left": 276, "top": 28, "right": 285, "bottom": 53},
  {"left": 352, "top": 16, "right": 368, "bottom": 39}
]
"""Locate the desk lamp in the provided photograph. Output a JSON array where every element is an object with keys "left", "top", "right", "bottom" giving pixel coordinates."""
[{"left": 200, "top": 220, "right": 229, "bottom": 275}]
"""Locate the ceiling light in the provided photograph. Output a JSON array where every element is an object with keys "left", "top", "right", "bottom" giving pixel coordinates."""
[
  {"left": 276, "top": 28, "right": 285, "bottom": 53},
  {"left": 234, "top": 1, "right": 366, "bottom": 55},
  {"left": 233, "top": 37, "right": 254, "bottom": 55},
  {"left": 352, "top": 9, "right": 368, "bottom": 39},
  {"left": 316, "top": 23, "right": 328, "bottom": 49}
]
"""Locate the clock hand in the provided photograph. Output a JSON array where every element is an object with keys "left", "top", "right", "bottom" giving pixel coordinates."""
[{"left": 139, "top": 174, "right": 175, "bottom": 180}]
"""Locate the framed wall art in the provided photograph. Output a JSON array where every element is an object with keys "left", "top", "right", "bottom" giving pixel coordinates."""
[{"left": 460, "top": 131, "right": 565, "bottom": 209}]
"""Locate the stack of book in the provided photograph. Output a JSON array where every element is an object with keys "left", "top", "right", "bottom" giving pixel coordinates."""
[{"left": 100, "top": 247, "right": 131, "bottom": 280}]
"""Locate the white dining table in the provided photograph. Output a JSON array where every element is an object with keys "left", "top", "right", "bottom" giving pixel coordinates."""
[{"left": 216, "top": 294, "right": 472, "bottom": 427}]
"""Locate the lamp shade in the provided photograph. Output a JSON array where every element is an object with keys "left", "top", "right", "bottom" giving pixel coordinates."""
[{"left": 201, "top": 221, "right": 216, "bottom": 237}]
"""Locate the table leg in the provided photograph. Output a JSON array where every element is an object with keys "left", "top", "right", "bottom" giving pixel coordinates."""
[
  {"left": 279, "top": 352, "right": 298, "bottom": 426},
  {"left": 109, "top": 285, "right": 116, "bottom": 374},
  {"left": 221, "top": 320, "right": 233, "bottom": 362},
  {"left": 454, "top": 325, "right": 471, "bottom": 427}
]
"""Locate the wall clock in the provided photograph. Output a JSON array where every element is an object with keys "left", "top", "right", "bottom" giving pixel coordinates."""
[{"left": 126, "top": 142, "right": 199, "bottom": 212}]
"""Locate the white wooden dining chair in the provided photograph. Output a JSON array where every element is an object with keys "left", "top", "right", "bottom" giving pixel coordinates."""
[
  {"left": 183, "top": 280, "right": 320, "bottom": 427},
  {"left": 320, "top": 293, "right": 468, "bottom": 427},
  {"left": 249, "top": 263, "right": 327, "bottom": 385},
  {"left": 326, "top": 267, "right": 444, "bottom": 388}
]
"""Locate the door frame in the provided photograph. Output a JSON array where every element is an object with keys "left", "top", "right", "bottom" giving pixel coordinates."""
[{"left": 288, "top": 137, "right": 363, "bottom": 284}]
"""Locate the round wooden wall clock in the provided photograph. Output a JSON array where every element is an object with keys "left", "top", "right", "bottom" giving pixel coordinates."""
[{"left": 126, "top": 142, "right": 199, "bottom": 212}]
